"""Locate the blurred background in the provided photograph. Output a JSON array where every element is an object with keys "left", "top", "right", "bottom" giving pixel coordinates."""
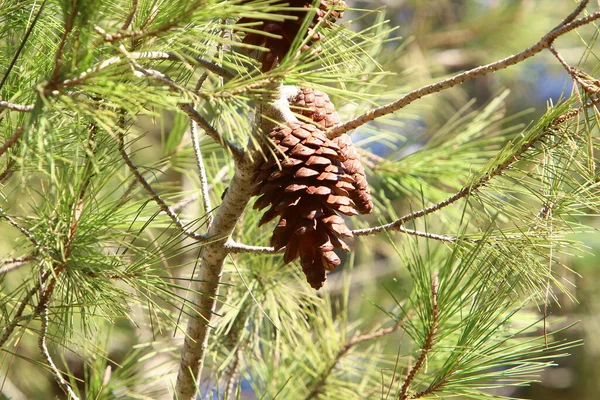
[{"left": 344, "top": 1, "right": 599, "bottom": 400}]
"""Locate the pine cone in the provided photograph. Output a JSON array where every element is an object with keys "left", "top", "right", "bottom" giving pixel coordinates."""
[
  {"left": 289, "top": 87, "right": 373, "bottom": 214},
  {"left": 237, "top": 0, "right": 348, "bottom": 70},
  {"left": 253, "top": 122, "right": 357, "bottom": 289},
  {"left": 290, "top": 87, "right": 341, "bottom": 129},
  {"left": 333, "top": 134, "right": 373, "bottom": 214}
]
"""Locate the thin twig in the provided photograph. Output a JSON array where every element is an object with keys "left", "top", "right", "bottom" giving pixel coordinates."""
[
  {"left": 305, "top": 325, "right": 403, "bottom": 400},
  {"left": 50, "top": 6, "right": 78, "bottom": 83},
  {"left": 0, "top": 283, "right": 41, "bottom": 348},
  {"left": 121, "top": 0, "right": 139, "bottom": 30},
  {"left": 328, "top": 7, "right": 600, "bottom": 137},
  {"left": 117, "top": 47, "right": 243, "bottom": 159},
  {"left": 0, "top": 127, "right": 24, "bottom": 158},
  {"left": 0, "top": 158, "right": 16, "bottom": 183},
  {"left": 190, "top": 118, "right": 214, "bottom": 225},
  {"left": 0, "top": 210, "right": 45, "bottom": 251},
  {"left": 0, "top": 102, "right": 34, "bottom": 112},
  {"left": 58, "top": 51, "right": 233, "bottom": 89},
  {"left": 117, "top": 133, "right": 209, "bottom": 242},
  {"left": 38, "top": 301, "right": 80, "bottom": 400},
  {"left": 401, "top": 274, "right": 439, "bottom": 400},
  {"left": 0, "top": 256, "right": 35, "bottom": 274},
  {"left": 553, "top": 0, "right": 590, "bottom": 30},
  {"left": 352, "top": 99, "right": 592, "bottom": 237},
  {"left": 179, "top": 104, "right": 244, "bottom": 161},
  {"left": 223, "top": 240, "right": 281, "bottom": 254}
]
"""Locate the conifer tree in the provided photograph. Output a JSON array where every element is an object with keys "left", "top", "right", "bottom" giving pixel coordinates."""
[{"left": 1, "top": 1, "right": 600, "bottom": 399}]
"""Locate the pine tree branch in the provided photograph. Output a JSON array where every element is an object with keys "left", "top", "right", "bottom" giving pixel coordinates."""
[
  {"left": 0, "top": 256, "right": 35, "bottom": 274},
  {"left": 0, "top": 126, "right": 95, "bottom": 351},
  {"left": 179, "top": 104, "right": 244, "bottom": 161},
  {"left": 327, "top": 4, "right": 600, "bottom": 137},
  {"left": 0, "top": 0, "right": 47, "bottom": 91},
  {"left": 352, "top": 99, "right": 594, "bottom": 238},
  {"left": 0, "top": 283, "right": 40, "bottom": 348},
  {"left": 117, "top": 133, "right": 210, "bottom": 242},
  {"left": 0, "top": 101, "right": 34, "bottom": 112},
  {"left": 190, "top": 118, "right": 214, "bottom": 225},
  {"left": 174, "top": 86, "right": 298, "bottom": 400},
  {"left": 223, "top": 240, "right": 281, "bottom": 254},
  {"left": 401, "top": 274, "right": 439, "bottom": 400}
]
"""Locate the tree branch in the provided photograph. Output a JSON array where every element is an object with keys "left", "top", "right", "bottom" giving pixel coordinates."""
[
  {"left": 121, "top": 0, "right": 139, "bottom": 31},
  {"left": 223, "top": 240, "right": 281, "bottom": 254},
  {"left": 0, "top": 256, "right": 35, "bottom": 274},
  {"left": 328, "top": 6, "right": 600, "bottom": 137},
  {"left": 0, "top": 127, "right": 24, "bottom": 158},
  {"left": 190, "top": 118, "right": 214, "bottom": 225},
  {"left": 179, "top": 104, "right": 244, "bottom": 161},
  {"left": 0, "top": 101, "right": 34, "bottom": 112},
  {"left": 38, "top": 300, "right": 80, "bottom": 400},
  {"left": 117, "top": 133, "right": 210, "bottom": 242},
  {"left": 58, "top": 51, "right": 233, "bottom": 89},
  {"left": 304, "top": 324, "right": 403, "bottom": 400},
  {"left": 118, "top": 47, "right": 243, "bottom": 159},
  {"left": 352, "top": 99, "right": 594, "bottom": 237}
]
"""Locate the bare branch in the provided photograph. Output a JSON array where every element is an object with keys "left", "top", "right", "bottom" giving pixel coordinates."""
[
  {"left": 223, "top": 240, "right": 281, "bottom": 254},
  {"left": 117, "top": 134, "right": 209, "bottom": 242},
  {"left": 0, "top": 209, "right": 46, "bottom": 251},
  {"left": 38, "top": 302, "right": 80, "bottom": 400},
  {"left": 117, "top": 48, "right": 243, "bottom": 160},
  {"left": 0, "top": 256, "right": 35, "bottom": 274},
  {"left": 552, "top": 0, "right": 589, "bottom": 30},
  {"left": 328, "top": 8, "right": 600, "bottom": 137},
  {"left": 190, "top": 119, "right": 214, "bottom": 226},
  {"left": 401, "top": 274, "right": 439, "bottom": 400},
  {"left": 179, "top": 104, "right": 244, "bottom": 161},
  {"left": 0, "top": 101, "right": 34, "bottom": 112}
]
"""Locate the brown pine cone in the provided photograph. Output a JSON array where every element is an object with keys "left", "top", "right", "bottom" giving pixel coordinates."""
[
  {"left": 289, "top": 87, "right": 374, "bottom": 214},
  {"left": 290, "top": 87, "right": 341, "bottom": 129},
  {"left": 237, "top": 0, "right": 348, "bottom": 70},
  {"left": 332, "top": 134, "right": 373, "bottom": 215},
  {"left": 253, "top": 122, "right": 357, "bottom": 289}
]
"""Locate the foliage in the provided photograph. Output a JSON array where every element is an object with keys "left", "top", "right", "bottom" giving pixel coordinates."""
[{"left": 1, "top": 0, "right": 600, "bottom": 399}]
